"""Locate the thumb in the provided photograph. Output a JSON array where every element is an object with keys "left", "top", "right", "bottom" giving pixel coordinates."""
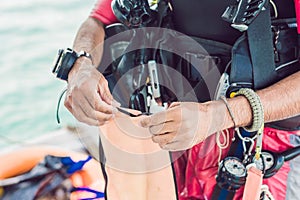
[
  {"left": 169, "top": 102, "right": 180, "bottom": 108},
  {"left": 139, "top": 116, "right": 151, "bottom": 128},
  {"left": 98, "top": 77, "right": 120, "bottom": 107}
]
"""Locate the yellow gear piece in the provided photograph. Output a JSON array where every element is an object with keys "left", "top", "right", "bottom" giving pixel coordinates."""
[
  {"left": 0, "top": 187, "right": 4, "bottom": 197},
  {"left": 230, "top": 92, "right": 237, "bottom": 98},
  {"left": 151, "top": 0, "right": 158, "bottom": 6}
]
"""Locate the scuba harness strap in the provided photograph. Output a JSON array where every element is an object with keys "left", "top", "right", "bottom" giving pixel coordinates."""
[
  {"left": 247, "top": 3, "right": 277, "bottom": 90},
  {"left": 226, "top": 0, "right": 278, "bottom": 93}
]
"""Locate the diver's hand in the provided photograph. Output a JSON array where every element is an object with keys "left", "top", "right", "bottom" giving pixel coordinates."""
[
  {"left": 64, "top": 58, "right": 119, "bottom": 126},
  {"left": 140, "top": 101, "right": 227, "bottom": 151}
]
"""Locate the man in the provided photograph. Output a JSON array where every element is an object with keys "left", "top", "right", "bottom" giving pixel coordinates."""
[{"left": 61, "top": 0, "right": 300, "bottom": 199}]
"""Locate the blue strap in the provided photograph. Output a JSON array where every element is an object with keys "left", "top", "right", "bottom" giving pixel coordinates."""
[
  {"left": 72, "top": 187, "right": 105, "bottom": 200},
  {"left": 61, "top": 156, "right": 92, "bottom": 174}
]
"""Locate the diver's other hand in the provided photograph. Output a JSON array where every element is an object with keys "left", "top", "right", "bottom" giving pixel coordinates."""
[
  {"left": 64, "top": 58, "right": 119, "bottom": 126},
  {"left": 140, "top": 101, "right": 230, "bottom": 151},
  {"left": 140, "top": 101, "right": 226, "bottom": 151}
]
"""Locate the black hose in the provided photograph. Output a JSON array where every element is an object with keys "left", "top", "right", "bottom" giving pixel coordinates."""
[{"left": 282, "top": 145, "right": 300, "bottom": 161}]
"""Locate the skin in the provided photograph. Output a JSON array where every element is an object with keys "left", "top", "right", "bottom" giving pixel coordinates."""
[
  {"left": 65, "top": 18, "right": 120, "bottom": 126},
  {"left": 66, "top": 17, "right": 300, "bottom": 151},
  {"left": 141, "top": 71, "right": 300, "bottom": 151}
]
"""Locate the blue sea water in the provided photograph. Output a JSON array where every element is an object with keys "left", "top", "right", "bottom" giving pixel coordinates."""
[{"left": 0, "top": 0, "right": 96, "bottom": 149}]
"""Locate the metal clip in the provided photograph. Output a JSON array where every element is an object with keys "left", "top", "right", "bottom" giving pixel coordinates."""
[
  {"left": 222, "top": 0, "right": 268, "bottom": 32},
  {"left": 236, "top": 128, "right": 256, "bottom": 163},
  {"left": 242, "top": 137, "right": 255, "bottom": 162}
]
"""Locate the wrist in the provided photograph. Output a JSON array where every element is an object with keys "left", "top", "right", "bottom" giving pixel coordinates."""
[
  {"left": 227, "top": 96, "right": 252, "bottom": 128},
  {"left": 52, "top": 48, "right": 94, "bottom": 82},
  {"left": 68, "top": 56, "right": 94, "bottom": 81},
  {"left": 199, "top": 95, "right": 253, "bottom": 137},
  {"left": 203, "top": 100, "right": 232, "bottom": 136}
]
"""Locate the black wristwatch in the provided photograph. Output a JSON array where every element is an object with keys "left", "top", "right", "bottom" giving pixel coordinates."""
[{"left": 52, "top": 48, "right": 92, "bottom": 81}]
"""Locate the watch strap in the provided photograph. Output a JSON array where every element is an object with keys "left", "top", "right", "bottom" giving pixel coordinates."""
[
  {"left": 53, "top": 48, "right": 93, "bottom": 81},
  {"left": 77, "top": 50, "right": 93, "bottom": 64},
  {"left": 56, "top": 49, "right": 77, "bottom": 81}
]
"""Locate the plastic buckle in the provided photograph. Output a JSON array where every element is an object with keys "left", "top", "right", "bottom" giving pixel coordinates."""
[{"left": 222, "top": 0, "right": 268, "bottom": 32}]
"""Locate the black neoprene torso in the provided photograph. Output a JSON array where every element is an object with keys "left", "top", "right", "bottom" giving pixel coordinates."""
[{"left": 171, "top": 0, "right": 296, "bottom": 44}]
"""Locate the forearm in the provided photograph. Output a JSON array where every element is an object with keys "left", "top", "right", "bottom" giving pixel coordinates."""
[
  {"left": 220, "top": 71, "right": 300, "bottom": 131},
  {"left": 70, "top": 17, "right": 105, "bottom": 77},
  {"left": 258, "top": 71, "right": 300, "bottom": 122},
  {"left": 64, "top": 17, "right": 117, "bottom": 126}
]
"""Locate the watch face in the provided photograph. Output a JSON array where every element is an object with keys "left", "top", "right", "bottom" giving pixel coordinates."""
[
  {"left": 224, "top": 157, "right": 246, "bottom": 177},
  {"left": 52, "top": 49, "right": 64, "bottom": 74},
  {"left": 254, "top": 151, "right": 274, "bottom": 171}
]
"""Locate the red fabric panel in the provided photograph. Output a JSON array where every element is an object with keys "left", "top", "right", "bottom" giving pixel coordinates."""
[
  {"left": 174, "top": 127, "right": 300, "bottom": 200},
  {"left": 295, "top": 0, "right": 300, "bottom": 33},
  {"left": 90, "top": 0, "right": 117, "bottom": 25}
]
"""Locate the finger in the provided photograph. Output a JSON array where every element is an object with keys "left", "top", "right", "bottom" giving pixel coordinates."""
[
  {"left": 84, "top": 91, "right": 117, "bottom": 114},
  {"left": 98, "top": 75, "right": 121, "bottom": 107},
  {"left": 64, "top": 96, "right": 73, "bottom": 113},
  {"left": 169, "top": 102, "right": 180, "bottom": 108},
  {"left": 159, "top": 141, "right": 179, "bottom": 151},
  {"left": 66, "top": 91, "right": 112, "bottom": 125},
  {"left": 78, "top": 97, "right": 113, "bottom": 123},
  {"left": 151, "top": 132, "right": 176, "bottom": 145},
  {"left": 95, "top": 99, "right": 118, "bottom": 114},
  {"left": 140, "top": 110, "right": 174, "bottom": 127},
  {"left": 149, "top": 122, "right": 177, "bottom": 135},
  {"left": 98, "top": 75, "right": 115, "bottom": 105},
  {"left": 64, "top": 89, "right": 74, "bottom": 111},
  {"left": 139, "top": 116, "right": 151, "bottom": 127},
  {"left": 163, "top": 138, "right": 199, "bottom": 151},
  {"left": 71, "top": 103, "right": 101, "bottom": 126}
]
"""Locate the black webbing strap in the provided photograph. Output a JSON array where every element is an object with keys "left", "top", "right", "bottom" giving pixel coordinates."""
[
  {"left": 157, "top": 0, "right": 170, "bottom": 27},
  {"left": 169, "top": 152, "right": 180, "bottom": 200},
  {"left": 247, "top": 4, "right": 277, "bottom": 89}
]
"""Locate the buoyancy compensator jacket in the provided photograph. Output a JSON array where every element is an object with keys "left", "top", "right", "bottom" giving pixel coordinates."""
[
  {"left": 96, "top": 1, "right": 300, "bottom": 200},
  {"left": 100, "top": 0, "right": 300, "bottom": 130},
  {"left": 170, "top": 0, "right": 300, "bottom": 130}
]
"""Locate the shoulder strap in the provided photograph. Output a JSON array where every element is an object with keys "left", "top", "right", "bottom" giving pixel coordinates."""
[
  {"left": 157, "top": 0, "right": 171, "bottom": 27},
  {"left": 227, "top": 1, "right": 279, "bottom": 93},
  {"left": 247, "top": 4, "right": 278, "bottom": 89}
]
